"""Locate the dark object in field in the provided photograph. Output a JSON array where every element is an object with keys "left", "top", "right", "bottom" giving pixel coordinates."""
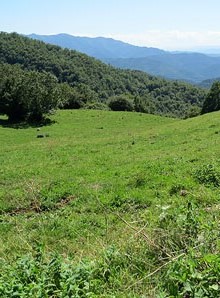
[
  {"left": 37, "top": 134, "right": 44, "bottom": 138},
  {"left": 37, "top": 133, "right": 50, "bottom": 138}
]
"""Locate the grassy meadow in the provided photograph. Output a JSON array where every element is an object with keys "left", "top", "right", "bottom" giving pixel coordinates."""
[{"left": 0, "top": 110, "right": 219, "bottom": 297}]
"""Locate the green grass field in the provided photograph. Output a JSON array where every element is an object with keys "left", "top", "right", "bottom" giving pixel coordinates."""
[{"left": 0, "top": 110, "right": 219, "bottom": 297}]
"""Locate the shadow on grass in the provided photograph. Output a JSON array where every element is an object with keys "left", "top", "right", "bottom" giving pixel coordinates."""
[{"left": 0, "top": 117, "right": 56, "bottom": 129}]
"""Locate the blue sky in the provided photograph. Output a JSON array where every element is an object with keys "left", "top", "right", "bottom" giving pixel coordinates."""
[{"left": 1, "top": 0, "right": 220, "bottom": 50}]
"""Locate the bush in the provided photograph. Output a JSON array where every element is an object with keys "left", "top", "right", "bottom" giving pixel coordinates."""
[
  {"left": 61, "top": 84, "right": 99, "bottom": 110},
  {"left": 184, "top": 105, "right": 201, "bottom": 118},
  {"left": 0, "top": 63, "right": 62, "bottom": 122},
  {"left": 162, "top": 252, "right": 220, "bottom": 297},
  {"left": 108, "top": 96, "right": 134, "bottom": 111},
  {"left": 83, "top": 102, "right": 110, "bottom": 111},
  {"left": 134, "top": 96, "right": 156, "bottom": 114}
]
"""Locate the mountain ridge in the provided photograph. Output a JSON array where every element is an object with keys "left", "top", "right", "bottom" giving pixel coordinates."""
[
  {"left": 28, "top": 33, "right": 166, "bottom": 59},
  {"left": 104, "top": 53, "right": 220, "bottom": 83},
  {"left": 27, "top": 33, "right": 220, "bottom": 83}
]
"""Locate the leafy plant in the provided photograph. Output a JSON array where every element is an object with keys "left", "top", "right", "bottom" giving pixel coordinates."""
[
  {"left": 161, "top": 252, "right": 220, "bottom": 297},
  {"left": 194, "top": 164, "right": 220, "bottom": 187}
]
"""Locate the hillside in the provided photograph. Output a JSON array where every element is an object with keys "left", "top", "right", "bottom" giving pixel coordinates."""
[
  {"left": 28, "top": 33, "right": 220, "bottom": 83},
  {"left": 105, "top": 53, "right": 220, "bottom": 83},
  {"left": 198, "top": 77, "right": 220, "bottom": 88},
  {"left": 0, "top": 32, "right": 206, "bottom": 118},
  {"left": 0, "top": 109, "right": 219, "bottom": 296}
]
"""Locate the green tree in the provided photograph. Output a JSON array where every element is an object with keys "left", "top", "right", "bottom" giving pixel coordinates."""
[
  {"left": 134, "top": 95, "right": 156, "bottom": 114},
  {"left": 201, "top": 81, "right": 220, "bottom": 114},
  {"left": 108, "top": 95, "right": 134, "bottom": 111},
  {"left": 0, "top": 63, "right": 26, "bottom": 120},
  {"left": 0, "top": 63, "right": 62, "bottom": 122},
  {"left": 21, "top": 70, "right": 62, "bottom": 121}
]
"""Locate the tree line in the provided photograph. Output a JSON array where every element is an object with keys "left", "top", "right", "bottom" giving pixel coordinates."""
[{"left": 0, "top": 32, "right": 213, "bottom": 122}]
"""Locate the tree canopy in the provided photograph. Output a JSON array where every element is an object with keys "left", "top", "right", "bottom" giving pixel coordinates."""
[
  {"left": 0, "top": 63, "right": 63, "bottom": 121},
  {"left": 108, "top": 96, "right": 134, "bottom": 111},
  {"left": 201, "top": 81, "right": 220, "bottom": 114}
]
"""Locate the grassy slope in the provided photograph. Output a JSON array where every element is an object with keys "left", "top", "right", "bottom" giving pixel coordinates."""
[{"left": 0, "top": 110, "right": 219, "bottom": 296}]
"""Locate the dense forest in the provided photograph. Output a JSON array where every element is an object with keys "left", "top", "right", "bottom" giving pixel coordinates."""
[{"left": 0, "top": 32, "right": 206, "bottom": 119}]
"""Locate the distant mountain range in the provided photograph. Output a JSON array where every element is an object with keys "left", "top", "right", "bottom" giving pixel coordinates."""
[
  {"left": 104, "top": 54, "right": 220, "bottom": 84},
  {"left": 28, "top": 33, "right": 220, "bottom": 84},
  {"left": 28, "top": 33, "right": 166, "bottom": 59}
]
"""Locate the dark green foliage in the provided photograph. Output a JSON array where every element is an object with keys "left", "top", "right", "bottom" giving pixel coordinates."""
[
  {"left": 108, "top": 96, "right": 134, "bottom": 111},
  {"left": 184, "top": 105, "right": 201, "bottom": 118},
  {"left": 83, "top": 102, "right": 109, "bottom": 110},
  {"left": 0, "top": 32, "right": 207, "bottom": 118},
  {"left": 58, "top": 83, "right": 88, "bottom": 109},
  {"left": 134, "top": 95, "right": 156, "bottom": 113},
  {"left": 201, "top": 81, "right": 220, "bottom": 114},
  {"left": 163, "top": 253, "right": 220, "bottom": 297},
  {"left": 0, "top": 245, "right": 126, "bottom": 297},
  {"left": 0, "top": 63, "right": 62, "bottom": 121}
]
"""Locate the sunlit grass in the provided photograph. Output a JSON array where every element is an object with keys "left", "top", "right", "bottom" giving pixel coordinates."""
[{"left": 0, "top": 109, "right": 219, "bottom": 296}]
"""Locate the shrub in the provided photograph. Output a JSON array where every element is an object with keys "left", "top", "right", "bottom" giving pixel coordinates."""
[
  {"left": 108, "top": 96, "right": 134, "bottom": 111},
  {"left": 83, "top": 102, "right": 110, "bottom": 111},
  {"left": 134, "top": 96, "right": 156, "bottom": 114},
  {"left": 184, "top": 105, "right": 201, "bottom": 118},
  {"left": 0, "top": 63, "right": 62, "bottom": 122},
  {"left": 161, "top": 252, "right": 220, "bottom": 297}
]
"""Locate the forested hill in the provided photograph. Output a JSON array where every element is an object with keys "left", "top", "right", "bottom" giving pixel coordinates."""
[
  {"left": 0, "top": 32, "right": 206, "bottom": 118},
  {"left": 104, "top": 54, "right": 220, "bottom": 83}
]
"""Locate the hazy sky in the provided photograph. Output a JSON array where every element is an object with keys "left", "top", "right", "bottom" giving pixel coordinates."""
[{"left": 1, "top": 0, "right": 220, "bottom": 50}]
